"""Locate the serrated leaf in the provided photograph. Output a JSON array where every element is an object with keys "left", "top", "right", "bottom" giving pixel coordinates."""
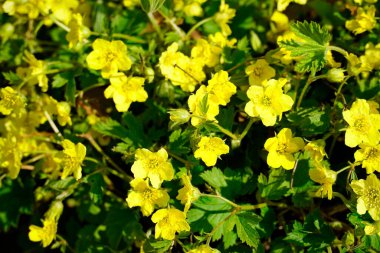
[
  {"left": 2, "top": 71, "right": 21, "bottom": 85},
  {"left": 141, "top": 0, "right": 166, "bottom": 13},
  {"left": 142, "top": 238, "right": 172, "bottom": 253},
  {"left": 258, "top": 169, "right": 290, "bottom": 200},
  {"left": 200, "top": 167, "right": 227, "bottom": 191},
  {"left": 47, "top": 177, "right": 76, "bottom": 191},
  {"left": 235, "top": 212, "right": 261, "bottom": 248},
  {"left": 278, "top": 21, "right": 331, "bottom": 73},
  {"left": 93, "top": 118, "right": 130, "bottom": 140}
]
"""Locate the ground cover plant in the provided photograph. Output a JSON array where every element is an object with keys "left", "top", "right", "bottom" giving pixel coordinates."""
[{"left": 0, "top": 0, "right": 380, "bottom": 252}]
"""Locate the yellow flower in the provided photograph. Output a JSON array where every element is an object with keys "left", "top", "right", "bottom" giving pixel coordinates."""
[
  {"left": 277, "top": 0, "right": 307, "bottom": 12},
  {"left": 2, "top": 0, "right": 43, "bottom": 19},
  {"left": 347, "top": 53, "right": 373, "bottom": 76},
  {"left": 0, "top": 135, "right": 22, "bottom": 179},
  {"left": 188, "top": 245, "right": 219, "bottom": 253},
  {"left": 354, "top": 143, "right": 380, "bottom": 174},
  {"left": 0, "top": 86, "right": 25, "bottom": 116},
  {"left": 245, "top": 59, "right": 276, "bottom": 86},
  {"left": 188, "top": 85, "right": 220, "bottom": 126},
  {"left": 104, "top": 73, "right": 148, "bottom": 112},
  {"left": 24, "top": 51, "right": 49, "bottom": 92},
  {"left": 126, "top": 178, "right": 170, "bottom": 216},
  {"left": 343, "top": 99, "right": 380, "bottom": 148},
  {"left": 304, "top": 139, "right": 327, "bottom": 162},
  {"left": 264, "top": 128, "right": 305, "bottom": 170},
  {"left": 214, "top": 2, "right": 236, "bottom": 36},
  {"left": 364, "top": 221, "right": 380, "bottom": 236},
  {"left": 208, "top": 32, "right": 237, "bottom": 48},
  {"left": 56, "top": 102, "right": 72, "bottom": 126},
  {"left": 66, "top": 13, "right": 90, "bottom": 49},
  {"left": 123, "top": 0, "right": 140, "bottom": 9},
  {"left": 309, "top": 162, "right": 337, "bottom": 200},
  {"left": 59, "top": 140, "right": 86, "bottom": 180},
  {"left": 345, "top": 5, "right": 377, "bottom": 35},
  {"left": 86, "top": 39, "right": 132, "bottom": 78},
  {"left": 207, "top": 70, "right": 236, "bottom": 106},
  {"left": 270, "top": 11, "right": 289, "bottom": 33},
  {"left": 176, "top": 175, "right": 201, "bottom": 213},
  {"left": 46, "top": 0, "right": 79, "bottom": 25},
  {"left": 194, "top": 136, "right": 229, "bottom": 167},
  {"left": 351, "top": 174, "right": 380, "bottom": 220},
  {"left": 244, "top": 78, "right": 294, "bottom": 126},
  {"left": 361, "top": 43, "right": 380, "bottom": 70},
  {"left": 28, "top": 218, "right": 57, "bottom": 248},
  {"left": 191, "top": 39, "right": 221, "bottom": 67},
  {"left": 159, "top": 43, "right": 205, "bottom": 92},
  {"left": 151, "top": 207, "right": 190, "bottom": 240},
  {"left": 131, "top": 148, "right": 174, "bottom": 188}
]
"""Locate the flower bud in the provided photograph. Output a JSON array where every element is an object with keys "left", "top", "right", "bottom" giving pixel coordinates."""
[
  {"left": 168, "top": 109, "right": 190, "bottom": 126},
  {"left": 327, "top": 68, "right": 345, "bottom": 83},
  {"left": 145, "top": 67, "right": 155, "bottom": 83}
]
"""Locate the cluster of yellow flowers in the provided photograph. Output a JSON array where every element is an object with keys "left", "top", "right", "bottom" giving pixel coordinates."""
[{"left": 125, "top": 148, "right": 201, "bottom": 241}]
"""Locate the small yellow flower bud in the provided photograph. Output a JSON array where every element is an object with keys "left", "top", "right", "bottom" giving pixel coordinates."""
[
  {"left": 145, "top": 67, "right": 155, "bottom": 83},
  {"left": 327, "top": 68, "right": 345, "bottom": 83}
]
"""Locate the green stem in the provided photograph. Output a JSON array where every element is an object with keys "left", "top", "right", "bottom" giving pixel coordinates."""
[
  {"left": 111, "top": 33, "right": 146, "bottom": 43},
  {"left": 213, "top": 123, "right": 238, "bottom": 140},
  {"left": 44, "top": 110, "right": 63, "bottom": 139},
  {"left": 185, "top": 17, "right": 213, "bottom": 40},
  {"left": 296, "top": 73, "right": 315, "bottom": 110},
  {"left": 158, "top": 10, "right": 186, "bottom": 39},
  {"left": 147, "top": 12, "right": 164, "bottom": 40},
  {"left": 201, "top": 193, "right": 239, "bottom": 208},
  {"left": 238, "top": 118, "right": 256, "bottom": 141},
  {"left": 333, "top": 192, "right": 350, "bottom": 207},
  {"left": 336, "top": 165, "right": 351, "bottom": 174},
  {"left": 239, "top": 203, "right": 267, "bottom": 210},
  {"left": 79, "top": 133, "right": 133, "bottom": 182},
  {"left": 328, "top": 45, "right": 349, "bottom": 58}
]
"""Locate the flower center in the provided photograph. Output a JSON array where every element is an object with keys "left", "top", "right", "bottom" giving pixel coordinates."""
[
  {"left": 261, "top": 95, "right": 271, "bottom": 106},
  {"left": 353, "top": 118, "right": 368, "bottom": 132},
  {"left": 277, "top": 142, "right": 288, "bottom": 154},
  {"left": 366, "top": 147, "right": 379, "bottom": 160},
  {"left": 253, "top": 66, "right": 263, "bottom": 77},
  {"left": 143, "top": 188, "right": 154, "bottom": 200},
  {"left": 364, "top": 187, "right": 380, "bottom": 209}
]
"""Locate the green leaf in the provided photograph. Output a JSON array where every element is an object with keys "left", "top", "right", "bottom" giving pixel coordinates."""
[
  {"left": 105, "top": 206, "right": 145, "bottom": 249},
  {"left": 258, "top": 169, "right": 290, "bottom": 200},
  {"left": 65, "top": 77, "right": 76, "bottom": 105},
  {"left": 87, "top": 173, "right": 105, "bottom": 204},
  {"left": 140, "top": 0, "right": 166, "bottom": 13},
  {"left": 278, "top": 21, "right": 331, "bottom": 73},
  {"left": 52, "top": 72, "right": 74, "bottom": 88},
  {"left": 0, "top": 177, "right": 34, "bottom": 231},
  {"left": 93, "top": 118, "right": 131, "bottom": 141},
  {"left": 286, "top": 106, "right": 330, "bottom": 137},
  {"left": 200, "top": 167, "right": 227, "bottom": 191},
  {"left": 235, "top": 212, "right": 261, "bottom": 248},
  {"left": 168, "top": 128, "right": 192, "bottom": 155},
  {"left": 142, "top": 238, "right": 172, "bottom": 253},
  {"left": 2, "top": 71, "right": 21, "bottom": 85}
]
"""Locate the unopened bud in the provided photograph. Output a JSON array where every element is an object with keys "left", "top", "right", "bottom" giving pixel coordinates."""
[
  {"left": 145, "top": 67, "right": 155, "bottom": 83},
  {"left": 168, "top": 109, "right": 190, "bottom": 126},
  {"left": 327, "top": 68, "right": 345, "bottom": 83}
]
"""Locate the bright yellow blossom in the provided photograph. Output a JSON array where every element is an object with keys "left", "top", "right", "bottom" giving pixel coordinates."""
[
  {"left": 245, "top": 59, "right": 276, "bottom": 86},
  {"left": 0, "top": 135, "right": 22, "bottom": 179},
  {"left": 0, "top": 86, "right": 25, "bottom": 116},
  {"left": 28, "top": 218, "right": 57, "bottom": 248},
  {"left": 264, "top": 128, "right": 305, "bottom": 170},
  {"left": 343, "top": 99, "right": 380, "bottom": 147},
  {"left": 123, "top": 0, "right": 140, "bottom": 9},
  {"left": 58, "top": 140, "right": 86, "bottom": 180},
  {"left": 345, "top": 5, "right": 377, "bottom": 35},
  {"left": 354, "top": 143, "right": 380, "bottom": 174},
  {"left": 56, "top": 102, "right": 72, "bottom": 126},
  {"left": 46, "top": 0, "right": 79, "bottom": 25},
  {"left": 191, "top": 39, "right": 221, "bottom": 67},
  {"left": 305, "top": 139, "right": 327, "bottom": 162},
  {"left": 270, "top": 11, "right": 289, "bottom": 33},
  {"left": 244, "top": 78, "right": 294, "bottom": 126},
  {"left": 309, "top": 162, "right": 337, "bottom": 200},
  {"left": 351, "top": 174, "right": 380, "bottom": 220},
  {"left": 361, "top": 43, "right": 380, "bottom": 70},
  {"left": 159, "top": 43, "right": 205, "bottom": 92},
  {"left": 24, "top": 51, "right": 49, "bottom": 92},
  {"left": 214, "top": 2, "right": 236, "bottom": 36},
  {"left": 66, "top": 13, "right": 90, "bottom": 49},
  {"left": 194, "top": 136, "right": 229, "bottom": 167},
  {"left": 188, "top": 85, "right": 220, "bottom": 126},
  {"left": 176, "top": 175, "right": 201, "bottom": 213},
  {"left": 104, "top": 73, "right": 148, "bottom": 112},
  {"left": 131, "top": 148, "right": 174, "bottom": 188},
  {"left": 188, "top": 245, "right": 219, "bottom": 253},
  {"left": 2, "top": 0, "right": 43, "bottom": 19},
  {"left": 277, "top": 0, "right": 307, "bottom": 12},
  {"left": 86, "top": 39, "right": 132, "bottom": 78},
  {"left": 364, "top": 221, "right": 380, "bottom": 236},
  {"left": 207, "top": 70, "right": 236, "bottom": 106},
  {"left": 174, "top": 0, "right": 207, "bottom": 17},
  {"left": 126, "top": 178, "right": 170, "bottom": 216},
  {"left": 151, "top": 208, "right": 190, "bottom": 240},
  {"left": 208, "top": 32, "right": 237, "bottom": 48},
  {"left": 346, "top": 53, "right": 373, "bottom": 76}
]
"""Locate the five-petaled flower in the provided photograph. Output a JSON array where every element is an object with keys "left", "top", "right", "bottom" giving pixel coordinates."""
[
  {"left": 126, "top": 178, "right": 170, "bottom": 216},
  {"left": 309, "top": 162, "right": 337, "bottom": 200},
  {"left": 346, "top": 5, "right": 377, "bottom": 35},
  {"left": 355, "top": 143, "right": 380, "bottom": 174},
  {"left": 245, "top": 78, "right": 294, "bottom": 126},
  {"left": 151, "top": 207, "right": 190, "bottom": 240},
  {"left": 351, "top": 174, "right": 380, "bottom": 221},
  {"left": 28, "top": 218, "right": 57, "bottom": 248},
  {"left": 131, "top": 148, "right": 174, "bottom": 188},
  {"left": 264, "top": 128, "right": 305, "bottom": 170},
  {"left": 194, "top": 136, "right": 229, "bottom": 167},
  {"left": 86, "top": 38, "right": 132, "bottom": 78},
  {"left": 245, "top": 59, "right": 276, "bottom": 86},
  {"left": 58, "top": 139, "right": 86, "bottom": 180}
]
